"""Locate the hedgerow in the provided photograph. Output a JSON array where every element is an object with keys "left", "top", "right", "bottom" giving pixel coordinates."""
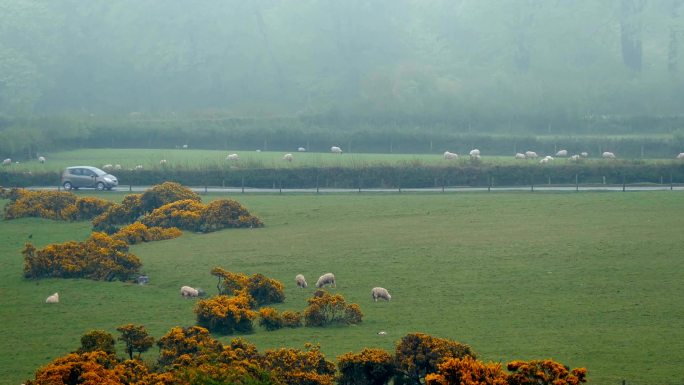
[{"left": 3, "top": 189, "right": 113, "bottom": 221}]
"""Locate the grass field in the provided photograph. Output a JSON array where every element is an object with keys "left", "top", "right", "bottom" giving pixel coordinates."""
[
  {"left": 4, "top": 148, "right": 681, "bottom": 173},
  {"left": 1, "top": 191, "right": 684, "bottom": 384}
]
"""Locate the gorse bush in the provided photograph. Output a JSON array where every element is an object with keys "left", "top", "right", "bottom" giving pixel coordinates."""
[
  {"left": 394, "top": 333, "right": 476, "bottom": 385},
  {"left": 194, "top": 294, "right": 257, "bottom": 335},
  {"left": 3, "top": 189, "right": 113, "bottom": 221},
  {"left": 258, "top": 307, "right": 283, "bottom": 331},
  {"left": 303, "top": 290, "right": 363, "bottom": 327},
  {"left": 111, "top": 222, "right": 182, "bottom": 244},
  {"left": 506, "top": 360, "right": 587, "bottom": 385},
  {"left": 140, "top": 198, "right": 205, "bottom": 230},
  {"left": 77, "top": 330, "right": 116, "bottom": 355},
  {"left": 281, "top": 311, "right": 303, "bottom": 328},
  {"left": 92, "top": 193, "right": 145, "bottom": 232},
  {"left": 425, "top": 356, "right": 508, "bottom": 385},
  {"left": 140, "top": 181, "right": 201, "bottom": 213},
  {"left": 262, "top": 344, "right": 336, "bottom": 385},
  {"left": 211, "top": 267, "right": 285, "bottom": 306},
  {"left": 337, "top": 348, "right": 395, "bottom": 385},
  {"left": 22, "top": 232, "right": 141, "bottom": 281}
]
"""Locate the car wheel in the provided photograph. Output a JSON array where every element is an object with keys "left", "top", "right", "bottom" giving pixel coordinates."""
[
  {"left": 96, "top": 182, "right": 105, "bottom": 191},
  {"left": 63, "top": 181, "right": 73, "bottom": 191}
]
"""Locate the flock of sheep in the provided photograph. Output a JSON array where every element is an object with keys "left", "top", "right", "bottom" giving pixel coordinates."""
[{"left": 440, "top": 149, "right": 644, "bottom": 163}]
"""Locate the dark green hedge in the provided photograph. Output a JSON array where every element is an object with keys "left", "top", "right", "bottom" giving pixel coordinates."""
[{"left": 2, "top": 162, "right": 683, "bottom": 189}]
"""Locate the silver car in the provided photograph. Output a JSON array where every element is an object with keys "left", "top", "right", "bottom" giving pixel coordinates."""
[{"left": 61, "top": 166, "right": 118, "bottom": 191}]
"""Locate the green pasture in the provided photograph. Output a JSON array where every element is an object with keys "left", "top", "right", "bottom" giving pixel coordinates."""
[
  {"left": 1, "top": 192, "right": 684, "bottom": 384},
  {"left": 5, "top": 148, "right": 682, "bottom": 174}
]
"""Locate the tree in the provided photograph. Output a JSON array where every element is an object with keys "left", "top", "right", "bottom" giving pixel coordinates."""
[
  {"left": 337, "top": 348, "right": 395, "bottom": 385},
  {"left": 394, "top": 333, "right": 476, "bottom": 385},
  {"left": 116, "top": 324, "right": 154, "bottom": 360},
  {"left": 78, "top": 329, "right": 116, "bottom": 355}
]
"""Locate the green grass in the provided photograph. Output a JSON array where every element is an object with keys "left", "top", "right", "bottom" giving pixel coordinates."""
[
  {"left": 2, "top": 192, "right": 684, "bottom": 384},
  {"left": 6, "top": 148, "right": 682, "bottom": 173}
]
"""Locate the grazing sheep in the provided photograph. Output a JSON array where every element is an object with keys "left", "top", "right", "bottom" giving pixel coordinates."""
[
  {"left": 555, "top": 149, "right": 568, "bottom": 157},
  {"left": 677, "top": 153, "right": 684, "bottom": 159},
  {"left": 469, "top": 149, "right": 480, "bottom": 157},
  {"left": 539, "top": 156, "right": 554, "bottom": 164},
  {"left": 570, "top": 154, "right": 581, "bottom": 161},
  {"left": 180, "top": 285, "right": 200, "bottom": 298},
  {"left": 295, "top": 274, "right": 308, "bottom": 289},
  {"left": 182, "top": 144, "right": 189, "bottom": 149},
  {"left": 283, "top": 153, "right": 294, "bottom": 162},
  {"left": 580, "top": 152, "right": 589, "bottom": 158},
  {"left": 38, "top": 156, "right": 46, "bottom": 164},
  {"left": 602, "top": 151, "right": 616, "bottom": 159},
  {"left": 525, "top": 151, "right": 538, "bottom": 159},
  {"left": 331, "top": 146, "right": 342, "bottom": 154},
  {"left": 371, "top": 287, "right": 391, "bottom": 302},
  {"left": 45, "top": 292, "right": 59, "bottom": 304},
  {"left": 256, "top": 149, "right": 261, "bottom": 152},
  {"left": 159, "top": 159, "right": 167, "bottom": 165},
  {"left": 377, "top": 331, "right": 387, "bottom": 335},
  {"left": 114, "top": 164, "right": 122, "bottom": 170},
  {"left": 102, "top": 164, "right": 113, "bottom": 170},
  {"left": 2, "top": 158, "right": 11, "bottom": 166},
  {"left": 227, "top": 153, "right": 239, "bottom": 161},
  {"left": 315, "top": 273, "right": 336, "bottom": 288},
  {"left": 514, "top": 153, "right": 526, "bottom": 159},
  {"left": 443, "top": 151, "right": 458, "bottom": 160},
  {"left": 298, "top": 147, "right": 306, "bottom": 152}
]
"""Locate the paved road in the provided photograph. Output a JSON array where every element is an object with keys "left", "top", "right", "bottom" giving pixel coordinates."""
[{"left": 28, "top": 185, "right": 684, "bottom": 193}]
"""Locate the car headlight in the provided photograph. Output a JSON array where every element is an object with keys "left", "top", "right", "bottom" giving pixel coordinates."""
[{"left": 103, "top": 177, "right": 113, "bottom": 183}]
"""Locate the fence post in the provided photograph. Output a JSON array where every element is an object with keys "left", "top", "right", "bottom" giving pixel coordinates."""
[
  {"left": 622, "top": 175, "right": 626, "bottom": 192},
  {"left": 279, "top": 180, "right": 282, "bottom": 194},
  {"left": 241, "top": 177, "right": 245, "bottom": 193},
  {"left": 575, "top": 174, "right": 579, "bottom": 192},
  {"left": 316, "top": 174, "right": 319, "bottom": 194},
  {"left": 204, "top": 185, "right": 208, "bottom": 194},
  {"left": 488, "top": 175, "right": 491, "bottom": 192},
  {"left": 671, "top": 173, "right": 673, "bottom": 190},
  {"left": 129, "top": 185, "right": 132, "bottom": 192},
  {"left": 358, "top": 173, "right": 362, "bottom": 193}
]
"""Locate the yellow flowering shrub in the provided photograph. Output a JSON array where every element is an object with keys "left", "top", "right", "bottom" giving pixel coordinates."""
[
  {"left": 111, "top": 222, "right": 182, "bottom": 244},
  {"left": 506, "top": 359, "right": 587, "bottom": 385},
  {"left": 156, "top": 326, "right": 223, "bottom": 369},
  {"left": 262, "top": 344, "right": 336, "bottom": 385},
  {"left": 425, "top": 356, "right": 508, "bottom": 385},
  {"left": 258, "top": 307, "right": 283, "bottom": 331},
  {"left": 200, "top": 199, "right": 264, "bottom": 231},
  {"left": 194, "top": 294, "right": 257, "bottom": 335},
  {"left": 281, "top": 311, "right": 302, "bottom": 328},
  {"left": 140, "top": 199, "right": 204, "bottom": 231},
  {"left": 303, "top": 291, "right": 363, "bottom": 327},
  {"left": 3, "top": 189, "right": 113, "bottom": 221},
  {"left": 337, "top": 348, "right": 395, "bottom": 385},
  {"left": 140, "top": 181, "right": 201, "bottom": 213},
  {"left": 78, "top": 330, "right": 116, "bottom": 355},
  {"left": 211, "top": 267, "right": 285, "bottom": 306},
  {"left": 394, "top": 333, "right": 476, "bottom": 385},
  {"left": 92, "top": 194, "right": 144, "bottom": 233},
  {"left": 22, "top": 232, "right": 141, "bottom": 281}
]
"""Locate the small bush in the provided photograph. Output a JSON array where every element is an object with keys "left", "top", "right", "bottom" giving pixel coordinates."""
[
  {"left": 337, "top": 348, "right": 395, "bottom": 385},
  {"left": 156, "top": 326, "right": 223, "bottom": 369},
  {"left": 92, "top": 193, "right": 145, "bottom": 232},
  {"left": 506, "top": 359, "right": 587, "bottom": 385},
  {"left": 258, "top": 307, "right": 283, "bottom": 331},
  {"left": 200, "top": 199, "right": 264, "bottom": 231},
  {"left": 281, "top": 311, "right": 303, "bottom": 328},
  {"left": 111, "top": 222, "right": 182, "bottom": 244},
  {"left": 304, "top": 291, "right": 363, "bottom": 327},
  {"left": 140, "top": 181, "right": 201, "bottom": 213},
  {"left": 140, "top": 199, "right": 205, "bottom": 231},
  {"left": 211, "top": 267, "right": 285, "bottom": 306},
  {"left": 194, "top": 295, "right": 257, "bottom": 335},
  {"left": 77, "top": 330, "right": 116, "bottom": 355},
  {"left": 394, "top": 333, "right": 476, "bottom": 385},
  {"left": 425, "top": 356, "right": 508, "bottom": 385},
  {"left": 262, "top": 344, "right": 336, "bottom": 385}
]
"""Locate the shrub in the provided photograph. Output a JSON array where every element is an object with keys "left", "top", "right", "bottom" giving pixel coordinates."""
[
  {"left": 2, "top": 190, "right": 114, "bottom": 221},
  {"left": 156, "top": 326, "right": 223, "bottom": 369},
  {"left": 77, "top": 330, "right": 116, "bottom": 355},
  {"left": 303, "top": 291, "right": 363, "bottom": 327},
  {"left": 211, "top": 267, "right": 285, "bottom": 306},
  {"left": 22, "top": 232, "right": 142, "bottom": 281},
  {"left": 111, "top": 222, "right": 182, "bottom": 244},
  {"left": 92, "top": 193, "right": 145, "bottom": 232},
  {"left": 195, "top": 295, "right": 257, "bottom": 335},
  {"left": 140, "top": 181, "right": 201, "bottom": 213},
  {"left": 116, "top": 324, "right": 154, "bottom": 360},
  {"left": 258, "top": 307, "right": 283, "bottom": 331},
  {"left": 200, "top": 199, "right": 264, "bottom": 231},
  {"left": 262, "top": 344, "right": 336, "bottom": 385},
  {"left": 140, "top": 199, "right": 205, "bottom": 231},
  {"left": 506, "top": 359, "right": 587, "bottom": 385},
  {"left": 281, "top": 311, "right": 303, "bottom": 328},
  {"left": 337, "top": 348, "right": 395, "bottom": 385},
  {"left": 425, "top": 356, "right": 508, "bottom": 385},
  {"left": 394, "top": 333, "right": 476, "bottom": 385},
  {"left": 73, "top": 197, "right": 115, "bottom": 220}
]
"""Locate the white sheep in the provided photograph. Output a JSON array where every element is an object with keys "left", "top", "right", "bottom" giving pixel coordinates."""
[
  {"left": 159, "top": 159, "right": 167, "bottom": 165},
  {"left": 2, "top": 158, "right": 11, "bottom": 166},
  {"left": 283, "top": 153, "right": 294, "bottom": 162},
  {"left": 570, "top": 154, "right": 581, "bottom": 161},
  {"left": 135, "top": 164, "right": 144, "bottom": 170},
  {"left": 331, "top": 146, "right": 342, "bottom": 154},
  {"left": 469, "top": 149, "right": 480, "bottom": 158},
  {"left": 580, "top": 152, "right": 589, "bottom": 158},
  {"left": 38, "top": 156, "right": 46, "bottom": 164},
  {"left": 298, "top": 147, "right": 306, "bottom": 152},
  {"left": 182, "top": 144, "right": 189, "bottom": 149},
  {"left": 371, "top": 287, "right": 391, "bottom": 302},
  {"left": 180, "top": 285, "right": 200, "bottom": 298},
  {"left": 226, "top": 153, "right": 239, "bottom": 161},
  {"left": 443, "top": 151, "right": 458, "bottom": 160},
  {"left": 602, "top": 151, "right": 616, "bottom": 159},
  {"left": 676, "top": 153, "right": 684, "bottom": 159},
  {"left": 514, "top": 153, "right": 526, "bottom": 159},
  {"left": 295, "top": 274, "right": 308, "bottom": 289},
  {"left": 114, "top": 164, "right": 122, "bottom": 170},
  {"left": 45, "top": 292, "right": 59, "bottom": 304},
  {"left": 555, "top": 149, "right": 568, "bottom": 157},
  {"left": 525, "top": 151, "right": 538, "bottom": 159},
  {"left": 315, "top": 273, "right": 336, "bottom": 288},
  {"left": 539, "top": 156, "right": 554, "bottom": 164}
]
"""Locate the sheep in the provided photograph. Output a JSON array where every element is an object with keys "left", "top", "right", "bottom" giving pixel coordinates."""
[
  {"left": 469, "top": 149, "right": 480, "bottom": 158},
  {"left": 514, "top": 153, "right": 526, "bottom": 159},
  {"left": 2, "top": 158, "right": 11, "bottom": 166},
  {"left": 283, "top": 153, "right": 294, "bottom": 162},
  {"left": 371, "top": 287, "right": 391, "bottom": 302},
  {"left": 38, "top": 156, "right": 46, "bottom": 164},
  {"left": 677, "top": 153, "right": 684, "bottom": 159},
  {"left": 539, "top": 156, "right": 554, "bottom": 164},
  {"left": 114, "top": 164, "right": 122, "bottom": 170},
  {"left": 555, "top": 149, "right": 568, "bottom": 157},
  {"left": 315, "top": 273, "right": 336, "bottom": 288},
  {"left": 180, "top": 285, "right": 202, "bottom": 298},
  {"left": 295, "top": 274, "right": 308, "bottom": 289},
  {"left": 159, "top": 159, "right": 167, "bottom": 165},
  {"left": 182, "top": 144, "right": 189, "bottom": 149},
  {"left": 102, "top": 164, "right": 113, "bottom": 171},
  {"left": 135, "top": 164, "right": 144, "bottom": 170},
  {"left": 602, "top": 151, "right": 616, "bottom": 159},
  {"left": 226, "top": 153, "right": 239, "bottom": 161},
  {"left": 570, "top": 154, "right": 581, "bottom": 161},
  {"left": 524, "top": 151, "right": 538, "bottom": 159},
  {"left": 45, "top": 292, "right": 59, "bottom": 304},
  {"left": 298, "top": 147, "right": 306, "bottom": 152},
  {"left": 443, "top": 151, "right": 458, "bottom": 160},
  {"left": 331, "top": 146, "right": 342, "bottom": 154},
  {"left": 580, "top": 152, "right": 589, "bottom": 158}
]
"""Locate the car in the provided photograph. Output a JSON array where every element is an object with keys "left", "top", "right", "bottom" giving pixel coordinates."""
[{"left": 61, "top": 166, "right": 118, "bottom": 191}]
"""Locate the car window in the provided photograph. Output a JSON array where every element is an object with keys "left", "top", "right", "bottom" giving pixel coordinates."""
[
  {"left": 83, "top": 169, "right": 94, "bottom": 176},
  {"left": 69, "top": 168, "right": 81, "bottom": 175}
]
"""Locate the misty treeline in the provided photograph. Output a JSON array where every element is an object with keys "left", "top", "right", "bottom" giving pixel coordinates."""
[{"left": 1, "top": 1, "right": 683, "bottom": 158}]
